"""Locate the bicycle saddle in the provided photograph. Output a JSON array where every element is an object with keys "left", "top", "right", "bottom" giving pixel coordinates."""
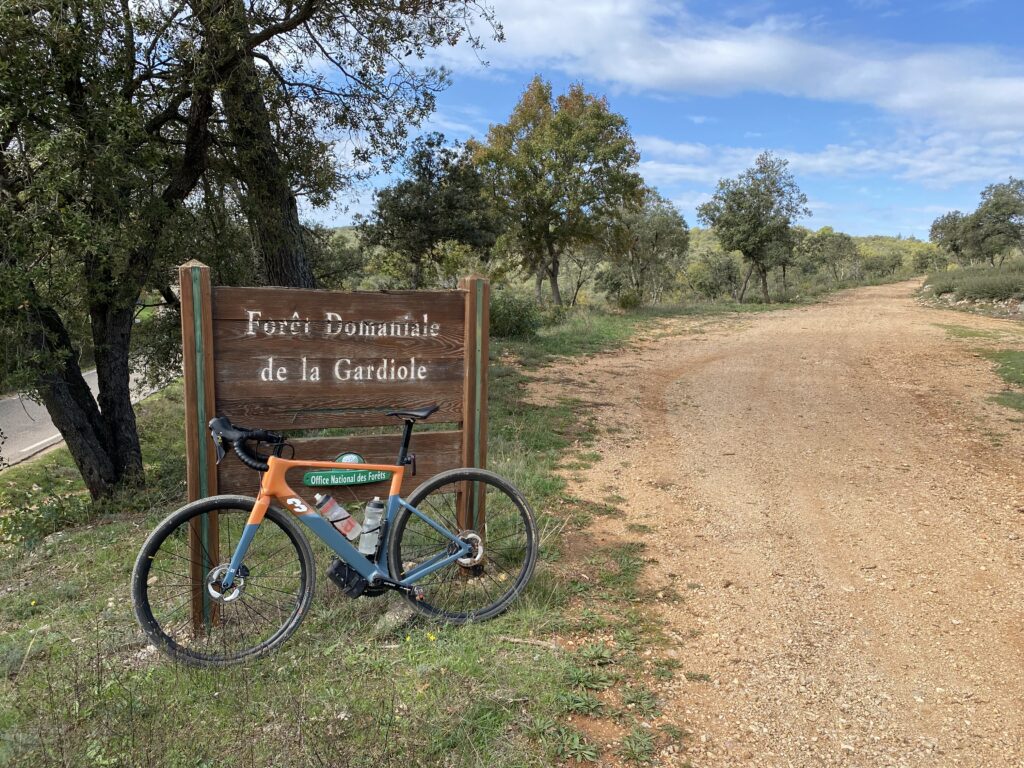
[{"left": 386, "top": 404, "right": 439, "bottom": 421}]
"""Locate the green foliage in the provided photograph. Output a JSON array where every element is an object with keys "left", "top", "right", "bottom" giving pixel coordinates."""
[
  {"left": 473, "top": 76, "right": 643, "bottom": 304},
  {"left": 798, "top": 227, "right": 858, "bottom": 282},
  {"left": 0, "top": 494, "right": 92, "bottom": 548},
  {"left": 309, "top": 227, "right": 367, "bottom": 290},
  {"left": 686, "top": 234, "right": 742, "bottom": 299},
  {"left": 931, "top": 179, "right": 1024, "bottom": 268},
  {"left": 861, "top": 250, "right": 904, "bottom": 277},
  {"left": 359, "top": 133, "right": 498, "bottom": 288},
  {"left": 622, "top": 686, "right": 660, "bottom": 717},
  {"left": 568, "top": 665, "right": 615, "bottom": 690},
  {"left": 616, "top": 290, "right": 642, "bottom": 310},
  {"left": 554, "top": 728, "right": 600, "bottom": 762},
  {"left": 490, "top": 291, "right": 543, "bottom": 339},
  {"left": 556, "top": 690, "right": 604, "bottom": 715},
  {"left": 982, "top": 350, "right": 1024, "bottom": 387},
  {"left": 697, "top": 152, "right": 811, "bottom": 303},
  {"left": 926, "top": 262, "right": 1024, "bottom": 301},
  {"left": 577, "top": 641, "right": 616, "bottom": 666},
  {"left": 597, "top": 188, "right": 690, "bottom": 306},
  {"left": 619, "top": 727, "right": 656, "bottom": 763}
]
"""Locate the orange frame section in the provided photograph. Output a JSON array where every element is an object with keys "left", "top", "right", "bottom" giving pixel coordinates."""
[{"left": 246, "top": 457, "right": 406, "bottom": 525}]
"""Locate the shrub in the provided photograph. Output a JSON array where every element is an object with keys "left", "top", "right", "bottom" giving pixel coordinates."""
[
  {"left": 616, "top": 290, "right": 641, "bottom": 310},
  {"left": 926, "top": 262, "right": 1024, "bottom": 301},
  {"left": 489, "top": 290, "right": 542, "bottom": 338}
]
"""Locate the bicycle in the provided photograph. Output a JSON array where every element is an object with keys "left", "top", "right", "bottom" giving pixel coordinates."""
[{"left": 131, "top": 404, "right": 538, "bottom": 667}]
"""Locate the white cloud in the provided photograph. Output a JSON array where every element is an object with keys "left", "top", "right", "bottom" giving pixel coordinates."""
[
  {"left": 638, "top": 130, "right": 1024, "bottom": 190},
  {"left": 443, "top": 0, "right": 1024, "bottom": 132}
]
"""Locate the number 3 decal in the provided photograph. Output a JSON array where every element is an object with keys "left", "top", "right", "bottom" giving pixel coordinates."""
[{"left": 286, "top": 497, "right": 308, "bottom": 512}]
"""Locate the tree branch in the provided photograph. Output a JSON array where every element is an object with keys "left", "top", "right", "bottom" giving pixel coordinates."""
[{"left": 247, "top": 0, "right": 317, "bottom": 49}]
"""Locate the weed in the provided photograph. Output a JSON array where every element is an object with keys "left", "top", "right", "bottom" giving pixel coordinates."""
[
  {"left": 556, "top": 690, "right": 603, "bottom": 715},
  {"left": 575, "top": 609, "right": 607, "bottom": 631},
  {"left": 684, "top": 671, "right": 712, "bottom": 682},
  {"left": 554, "top": 727, "right": 600, "bottom": 762},
  {"left": 652, "top": 657, "right": 682, "bottom": 680},
  {"left": 577, "top": 641, "right": 616, "bottom": 666},
  {"left": 622, "top": 686, "right": 660, "bottom": 717},
  {"left": 614, "top": 628, "right": 639, "bottom": 651},
  {"left": 619, "top": 727, "right": 656, "bottom": 763},
  {"left": 568, "top": 665, "right": 615, "bottom": 690},
  {"left": 659, "top": 723, "right": 687, "bottom": 742}
]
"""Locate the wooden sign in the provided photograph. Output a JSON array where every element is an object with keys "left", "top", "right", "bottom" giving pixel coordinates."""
[
  {"left": 180, "top": 261, "right": 489, "bottom": 502},
  {"left": 179, "top": 261, "right": 489, "bottom": 628}
]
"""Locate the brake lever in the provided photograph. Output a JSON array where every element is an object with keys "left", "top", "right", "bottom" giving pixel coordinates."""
[{"left": 211, "top": 433, "right": 227, "bottom": 464}]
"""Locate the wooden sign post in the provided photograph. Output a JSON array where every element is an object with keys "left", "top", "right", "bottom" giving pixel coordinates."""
[{"left": 179, "top": 262, "right": 489, "bottom": 627}]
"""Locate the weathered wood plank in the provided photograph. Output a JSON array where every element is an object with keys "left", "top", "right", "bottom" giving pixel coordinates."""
[{"left": 180, "top": 261, "right": 219, "bottom": 631}]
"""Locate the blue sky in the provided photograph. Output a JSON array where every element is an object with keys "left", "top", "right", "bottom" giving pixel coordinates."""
[{"left": 323, "top": 0, "right": 1024, "bottom": 239}]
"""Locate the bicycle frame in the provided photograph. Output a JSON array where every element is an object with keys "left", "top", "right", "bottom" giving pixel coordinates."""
[{"left": 219, "top": 456, "right": 472, "bottom": 590}]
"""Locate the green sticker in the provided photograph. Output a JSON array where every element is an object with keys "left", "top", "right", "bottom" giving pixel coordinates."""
[{"left": 303, "top": 469, "right": 392, "bottom": 487}]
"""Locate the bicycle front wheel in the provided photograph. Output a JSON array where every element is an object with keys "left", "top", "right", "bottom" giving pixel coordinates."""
[
  {"left": 131, "top": 495, "right": 315, "bottom": 667},
  {"left": 388, "top": 468, "right": 538, "bottom": 623}
]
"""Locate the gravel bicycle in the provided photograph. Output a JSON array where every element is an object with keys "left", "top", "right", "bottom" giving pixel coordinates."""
[{"left": 131, "top": 405, "right": 538, "bottom": 667}]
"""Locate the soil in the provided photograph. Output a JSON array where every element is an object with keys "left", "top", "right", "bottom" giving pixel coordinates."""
[{"left": 529, "top": 281, "right": 1024, "bottom": 767}]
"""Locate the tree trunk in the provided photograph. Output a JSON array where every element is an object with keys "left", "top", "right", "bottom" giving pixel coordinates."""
[
  {"left": 545, "top": 241, "right": 563, "bottom": 305},
  {"left": 548, "top": 266, "right": 563, "bottom": 306},
  {"left": 30, "top": 303, "right": 119, "bottom": 498},
  {"left": 213, "top": 1, "right": 316, "bottom": 289},
  {"left": 411, "top": 254, "right": 423, "bottom": 289},
  {"left": 758, "top": 264, "right": 771, "bottom": 303},
  {"left": 737, "top": 262, "right": 755, "bottom": 302},
  {"left": 781, "top": 264, "right": 788, "bottom": 297},
  {"left": 90, "top": 303, "right": 144, "bottom": 484}
]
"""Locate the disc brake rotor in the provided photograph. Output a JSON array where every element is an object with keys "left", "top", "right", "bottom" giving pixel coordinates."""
[
  {"left": 456, "top": 532, "right": 484, "bottom": 567},
  {"left": 206, "top": 563, "right": 247, "bottom": 603}
]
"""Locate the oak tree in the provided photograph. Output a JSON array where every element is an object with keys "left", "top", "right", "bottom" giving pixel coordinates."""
[
  {"left": 358, "top": 133, "right": 497, "bottom": 288},
  {"left": 473, "top": 77, "right": 643, "bottom": 304}
]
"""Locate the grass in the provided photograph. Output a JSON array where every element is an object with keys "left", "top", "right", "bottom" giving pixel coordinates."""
[
  {"left": 935, "top": 323, "right": 1001, "bottom": 340},
  {"left": 936, "top": 322, "right": 1024, "bottom": 415},
  {"left": 982, "top": 349, "right": 1024, "bottom": 413},
  {"left": 0, "top": 300, "right": 744, "bottom": 767}
]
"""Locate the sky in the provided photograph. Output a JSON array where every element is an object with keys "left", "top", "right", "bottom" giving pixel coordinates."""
[{"left": 320, "top": 0, "right": 1024, "bottom": 239}]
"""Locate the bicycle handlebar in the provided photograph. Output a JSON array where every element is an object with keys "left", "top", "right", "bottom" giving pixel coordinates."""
[{"left": 208, "top": 417, "right": 283, "bottom": 473}]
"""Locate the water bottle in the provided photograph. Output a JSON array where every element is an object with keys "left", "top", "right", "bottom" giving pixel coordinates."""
[
  {"left": 315, "top": 493, "right": 362, "bottom": 541},
  {"left": 358, "top": 497, "right": 385, "bottom": 556}
]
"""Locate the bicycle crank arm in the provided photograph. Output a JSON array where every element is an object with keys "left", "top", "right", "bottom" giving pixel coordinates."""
[{"left": 374, "top": 578, "right": 426, "bottom": 601}]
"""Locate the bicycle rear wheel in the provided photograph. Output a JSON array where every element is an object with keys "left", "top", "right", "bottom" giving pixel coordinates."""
[
  {"left": 131, "top": 495, "right": 315, "bottom": 667},
  {"left": 388, "top": 468, "right": 538, "bottom": 623}
]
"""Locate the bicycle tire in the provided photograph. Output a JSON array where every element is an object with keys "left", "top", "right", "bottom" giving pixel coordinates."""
[
  {"left": 387, "top": 468, "right": 538, "bottom": 623},
  {"left": 131, "top": 495, "right": 315, "bottom": 667}
]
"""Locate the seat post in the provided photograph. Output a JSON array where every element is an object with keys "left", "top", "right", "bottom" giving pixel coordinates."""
[{"left": 397, "top": 419, "right": 415, "bottom": 466}]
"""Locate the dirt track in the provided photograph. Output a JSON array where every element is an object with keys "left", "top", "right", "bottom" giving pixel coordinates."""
[{"left": 530, "top": 281, "right": 1024, "bottom": 767}]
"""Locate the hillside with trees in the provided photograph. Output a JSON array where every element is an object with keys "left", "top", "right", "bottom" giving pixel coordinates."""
[{"left": 2, "top": 4, "right": 1017, "bottom": 496}]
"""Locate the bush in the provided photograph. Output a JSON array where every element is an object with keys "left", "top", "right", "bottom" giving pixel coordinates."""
[
  {"left": 490, "top": 291, "right": 543, "bottom": 338},
  {"left": 616, "top": 290, "right": 641, "bottom": 310},
  {"left": 926, "top": 262, "right": 1024, "bottom": 301}
]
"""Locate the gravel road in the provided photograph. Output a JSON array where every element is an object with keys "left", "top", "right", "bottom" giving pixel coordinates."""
[{"left": 530, "top": 281, "right": 1024, "bottom": 767}]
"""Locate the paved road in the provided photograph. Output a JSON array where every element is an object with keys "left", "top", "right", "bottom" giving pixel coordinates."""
[{"left": 1, "top": 370, "right": 153, "bottom": 468}]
